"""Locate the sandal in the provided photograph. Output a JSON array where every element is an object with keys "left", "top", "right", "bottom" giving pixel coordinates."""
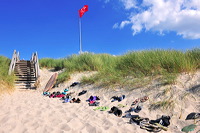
[
  {"left": 118, "top": 104, "right": 126, "bottom": 108},
  {"left": 64, "top": 88, "right": 69, "bottom": 92},
  {"left": 93, "top": 106, "right": 102, "bottom": 111},
  {"left": 94, "top": 106, "right": 109, "bottom": 111},
  {"left": 111, "top": 96, "right": 119, "bottom": 102},
  {"left": 134, "top": 105, "right": 142, "bottom": 113},
  {"left": 132, "top": 98, "right": 140, "bottom": 105},
  {"left": 89, "top": 102, "right": 100, "bottom": 106},
  {"left": 140, "top": 121, "right": 161, "bottom": 132},
  {"left": 140, "top": 96, "right": 149, "bottom": 103},
  {"left": 70, "top": 98, "right": 76, "bottom": 103},
  {"left": 76, "top": 98, "right": 81, "bottom": 103},
  {"left": 130, "top": 116, "right": 146, "bottom": 125},
  {"left": 118, "top": 95, "right": 125, "bottom": 102},
  {"left": 125, "top": 107, "right": 134, "bottom": 113},
  {"left": 100, "top": 106, "right": 109, "bottom": 111},
  {"left": 63, "top": 98, "right": 71, "bottom": 103},
  {"left": 154, "top": 123, "right": 168, "bottom": 131}
]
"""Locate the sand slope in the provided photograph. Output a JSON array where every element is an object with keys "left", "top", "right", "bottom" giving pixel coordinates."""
[{"left": 0, "top": 69, "right": 199, "bottom": 133}]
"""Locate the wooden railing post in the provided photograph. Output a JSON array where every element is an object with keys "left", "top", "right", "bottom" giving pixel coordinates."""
[
  {"left": 35, "top": 52, "right": 40, "bottom": 78},
  {"left": 8, "top": 50, "right": 19, "bottom": 75},
  {"left": 30, "top": 52, "right": 40, "bottom": 80}
]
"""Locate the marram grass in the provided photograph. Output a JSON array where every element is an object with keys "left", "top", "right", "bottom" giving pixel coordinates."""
[
  {"left": 0, "top": 56, "right": 15, "bottom": 94},
  {"left": 39, "top": 49, "right": 200, "bottom": 89}
]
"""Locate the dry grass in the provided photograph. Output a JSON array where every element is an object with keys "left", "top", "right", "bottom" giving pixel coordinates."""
[
  {"left": 149, "top": 97, "right": 175, "bottom": 111},
  {"left": 0, "top": 81, "right": 15, "bottom": 95}
]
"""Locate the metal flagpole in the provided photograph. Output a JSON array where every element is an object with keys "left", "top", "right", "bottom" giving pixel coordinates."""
[{"left": 79, "top": 17, "right": 82, "bottom": 54}]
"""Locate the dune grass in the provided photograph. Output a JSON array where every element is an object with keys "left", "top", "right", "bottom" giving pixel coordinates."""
[
  {"left": 149, "top": 97, "right": 175, "bottom": 111},
  {"left": 39, "top": 48, "right": 200, "bottom": 89},
  {"left": 0, "top": 56, "right": 15, "bottom": 94}
]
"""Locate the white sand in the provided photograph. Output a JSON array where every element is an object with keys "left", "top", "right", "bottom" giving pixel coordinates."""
[{"left": 0, "top": 69, "right": 199, "bottom": 133}]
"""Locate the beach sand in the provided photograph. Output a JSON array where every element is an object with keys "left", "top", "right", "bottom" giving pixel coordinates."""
[{"left": 0, "top": 69, "right": 199, "bottom": 133}]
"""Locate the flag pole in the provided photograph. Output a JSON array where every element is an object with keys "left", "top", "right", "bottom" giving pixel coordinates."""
[{"left": 79, "top": 17, "right": 82, "bottom": 54}]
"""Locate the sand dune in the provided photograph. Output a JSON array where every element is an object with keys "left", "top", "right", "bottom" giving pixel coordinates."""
[{"left": 0, "top": 69, "right": 199, "bottom": 133}]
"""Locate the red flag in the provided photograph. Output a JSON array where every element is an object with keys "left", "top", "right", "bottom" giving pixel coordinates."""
[{"left": 79, "top": 5, "right": 88, "bottom": 18}]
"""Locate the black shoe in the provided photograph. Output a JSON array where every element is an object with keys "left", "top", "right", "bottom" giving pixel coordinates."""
[{"left": 78, "top": 90, "right": 87, "bottom": 96}]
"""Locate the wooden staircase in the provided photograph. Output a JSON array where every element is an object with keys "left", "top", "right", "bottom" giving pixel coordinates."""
[
  {"left": 14, "top": 60, "right": 36, "bottom": 88},
  {"left": 9, "top": 50, "right": 40, "bottom": 89}
]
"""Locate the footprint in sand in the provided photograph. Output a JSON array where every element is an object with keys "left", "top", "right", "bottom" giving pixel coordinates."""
[
  {"left": 67, "top": 119, "right": 85, "bottom": 130},
  {"left": 102, "top": 120, "right": 114, "bottom": 130},
  {"left": 59, "top": 123, "right": 71, "bottom": 131},
  {"left": 49, "top": 118, "right": 63, "bottom": 126},
  {"left": 81, "top": 124, "right": 97, "bottom": 133},
  {"left": 105, "top": 127, "right": 119, "bottom": 133},
  {"left": 31, "top": 122, "right": 40, "bottom": 129}
]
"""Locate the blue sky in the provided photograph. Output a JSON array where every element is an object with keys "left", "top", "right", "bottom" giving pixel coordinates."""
[{"left": 0, "top": 0, "right": 200, "bottom": 59}]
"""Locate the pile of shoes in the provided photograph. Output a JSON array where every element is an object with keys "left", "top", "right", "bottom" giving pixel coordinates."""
[
  {"left": 70, "top": 98, "right": 81, "bottom": 103},
  {"left": 111, "top": 95, "right": 125, "bottom": 102},
  {"left": 126, "top": 115, "right": 170, "bottom": 132},
  {"left": 87, "top": 96, "right": 100, "bottom": 106},
  {"left": 109, "top": 106, "right": 123, "bottom": 117}
]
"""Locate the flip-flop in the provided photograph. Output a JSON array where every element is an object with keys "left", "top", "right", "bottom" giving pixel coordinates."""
[
  {"left": 118, "top": 104, "right": 126, "bottom": 108},
  {"left": 70, "top": 98, "right": 76, "bottom": 103},
  {"left": 111, "top": 96, "right": 118, "bottom": 102},
  {"left": 118, "top": 95, "right": 125, "bottom": 102},
  {"left": 93, "top": 106, "right": 102, "bottom": 111},
  {"left": 100, "top": 106, "right": 109, "bottom": 111},
  {"left": 154, "top": 123, "right": 168, "bottom": 131},
  {"left": 181, "top": 124, "right": 197, "bottom": 133},
  {"left": 63, "top": 98, "right": 71, "bottom": 103},
  {"left": 140, "top": 121, "right": 161, "bottom": 132},
  {"left": 75, "top": 98, "right": 81, "bottom": 103},
  {"left": 64, "top": 88, "right": 69, "bottom": 92},
  {"left": 132, "top": 98, "right": 140, "bottom": 105},
  {"left": 140, "top": 96, "right": 149, "bottom": 103},
  {"left": 62, "top": 92, "right": 67, "bottom": 95},
  {"left": 134, "top": 105, "right": 142, "bottom": 113}
]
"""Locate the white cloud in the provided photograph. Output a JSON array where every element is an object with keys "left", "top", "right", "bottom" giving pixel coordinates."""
[
  {"left": 119, "top": 0, "right": 137, "bottom": 10},
  {"left": 113, "top": 23, "right": 119, "bottom": 29},
  {"left": 114, "top": 0, "right": 200, "bottom": 39},
  {"left": 119, "top": 20, "right": 130, "bottom": 29}
]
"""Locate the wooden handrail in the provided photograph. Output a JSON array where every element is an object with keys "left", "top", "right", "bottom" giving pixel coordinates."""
[
  {"left": 8, "top": 50, "right": 20, "bottom": 75},
  {"left": 31, "top": 52, "right": 40, "bottom": 79}
]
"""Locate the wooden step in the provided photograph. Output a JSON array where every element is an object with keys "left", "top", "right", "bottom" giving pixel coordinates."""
[
  {"left": 15, "top": 71, "right": 35, "bottom": 73},
  {"left": 15, "top": 77, "right": 36, "bottom": 80},
  {"left": 15, "top": 66, "right": 34, "bottom": 68},
  {"left": 16, "top": 77, "right": 36, "bottom": 80},
  {"left": 14, "top": 71, "right": 35, "bottom": 74},
  {"left": 15, "top": 75, "right": 36, "bottom": 77},
  {"left": 16, "top": 80, "right": 36, "bottom": 82},
  {"left": 15, "top": 75, "right": 35, "bottom": 77},
  {"left": 15, "top": 80, "right": 36, "bottom": 82}
]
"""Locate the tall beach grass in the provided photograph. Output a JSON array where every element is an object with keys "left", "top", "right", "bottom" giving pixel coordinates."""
[
  {"left": 39, "top": 49, "right": 200, "bottom": 89},
  {"left": 0, "top": 56, "right": 15, "bottom": 94}
]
